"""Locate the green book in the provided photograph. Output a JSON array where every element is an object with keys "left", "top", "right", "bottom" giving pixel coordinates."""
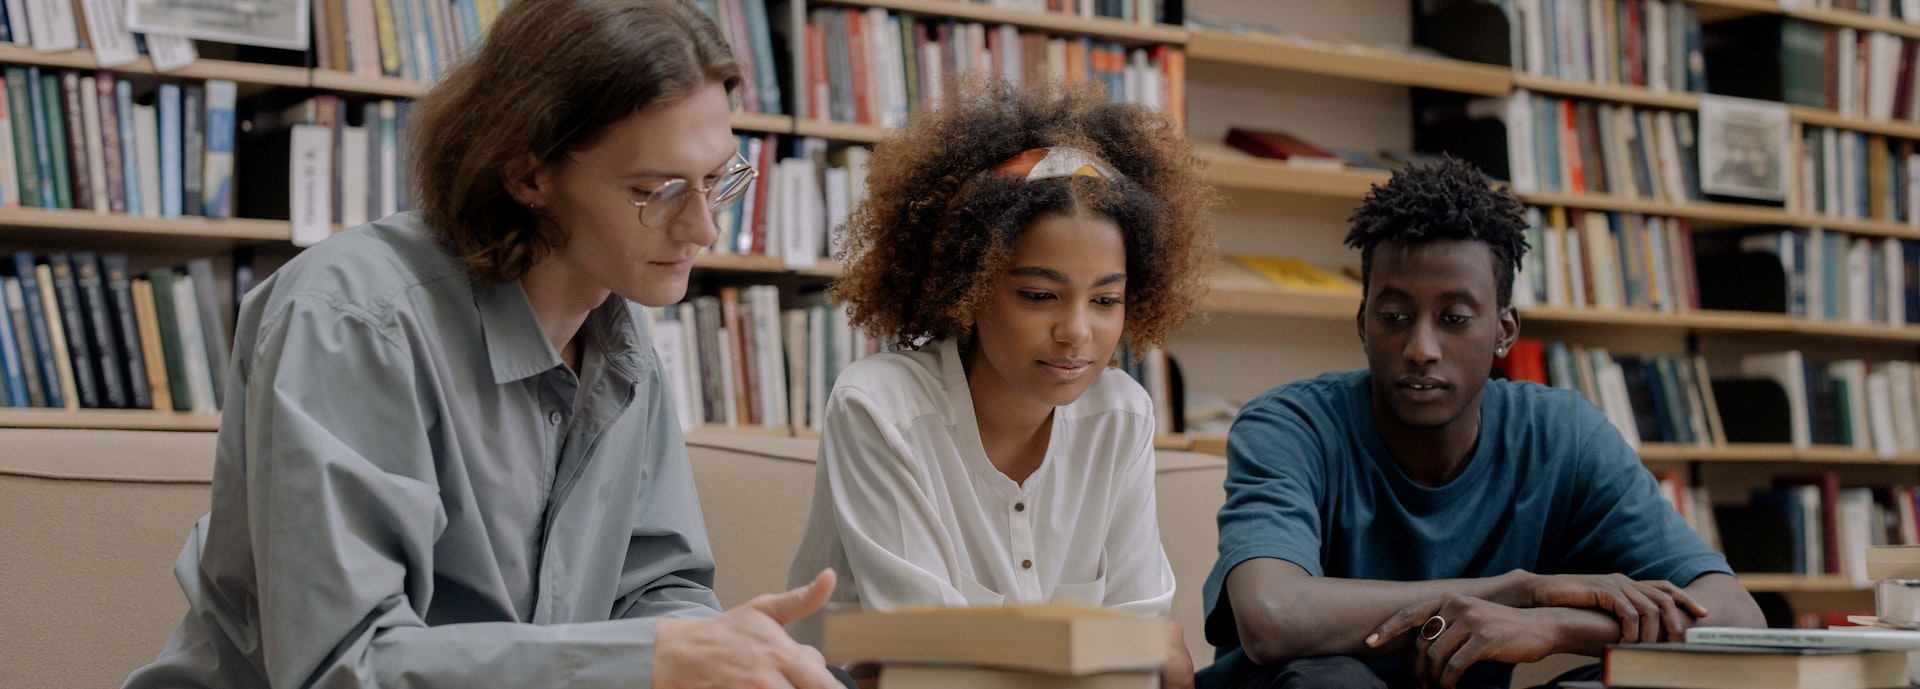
[
  {"left": 38, "top": 73, "right": 68, "bottom": 210},
  {"left": 145, "top": 268, "right": 191, "bottom": 412},
  {"left": 3, "top": 68, "right": 36, "bottom": 209}
]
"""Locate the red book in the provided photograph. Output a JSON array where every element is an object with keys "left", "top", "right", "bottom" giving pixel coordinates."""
[
  {"left": 1224, "top": 126, "right": 1341, "bottom": 168},
  {"left": 845, "top": 10, "right": 872, "bottom": 126},
  {"left": 1493, "top": 338, "right": 1549, "bottom": 385}
]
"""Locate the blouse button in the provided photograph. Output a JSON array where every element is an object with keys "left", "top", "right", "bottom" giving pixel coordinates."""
[
  {"left": 548, "top": 410, "right": 563, "bottom": 426},
  {"left": 1015, "top": 502, "right": 1026, "bottom": 512},
  {"left": 1021, "top": 559, "right": 1033, "bottom": 570}
]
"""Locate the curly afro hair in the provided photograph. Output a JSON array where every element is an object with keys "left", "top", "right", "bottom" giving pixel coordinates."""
[
  {"left": 1344, "top": 156, "right": 1531, "bottom": 307},
  {"left": 831, "top": 77, "right": 1217, "bottom": 355}
]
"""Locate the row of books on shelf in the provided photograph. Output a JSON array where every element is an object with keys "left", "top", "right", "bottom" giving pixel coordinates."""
[
  {"left": 798, "top": 8, "right": 1183, "bottom": 128},
  {"left": 0, "top": 0, "right": 197, "bottom": 70},
  {"left": 1732, "top": 227, "right": 1918, "bottom": 323},
  {"left": 978, "top": 0, "right": 1176, "bottom": 25},
  {"left": 1513, "top": 209, "right": 1700, "bottom": 313},
  {"left": 713, "top": 134, "right": 865, "bottom": 266},
  {"left": 1498, "top": 340, "right": 1721, "bottom": 448},
  {"left": 642, "top": 286, "right": 1179, "bottom": 436},
  {"left": 1507, "top": 0, "right": 1707, "bottom": 93},
  {"left": 1502, "top": 91, "right": 1704, "bottom": 200},
  {"left": 310, "top": 0, "right": 501, "bottom": 84},
  {"left": 236, "top": 93, "right": 413, "bottom": 241},
  {"left": 1796, "top": 126, "right": 1920, "bottom": 224},
  {"left": 699, "top": 0, "right": 784, "bottom": 116},
  {"left": 1736, "top": 351, "right": 1920, "bottom": 454},
  {"left": 0, "top": 251, "right": 227, "bottom": 413},
  {"left": 1671, "top": 469, "right": 1920, "bottom": 588},
  {"left": 0, "top": 69, "right": 241, "bottom": 218}
]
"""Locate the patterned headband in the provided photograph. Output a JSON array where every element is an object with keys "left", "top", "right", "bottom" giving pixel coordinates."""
[{"left": 988, "top": 146, "right": 1122, "bottom": 183}]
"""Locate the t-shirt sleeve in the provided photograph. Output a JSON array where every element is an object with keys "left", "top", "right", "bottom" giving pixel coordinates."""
[
  {"left": 1201, "top": 389, "right": 1331, "bottom": 646},
  {"left": 1555, "top": 403, "right": 1733, "bottom": 586}
]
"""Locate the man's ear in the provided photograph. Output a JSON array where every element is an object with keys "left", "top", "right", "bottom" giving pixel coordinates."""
[
  {"left": 1354, "top": 300, "right": 1367, "bottom": 345},
  {"left": 502, "top": 153, "right": 549, "bottom": 209},
  {"left": 1497, "top": 304, "right": 1521, "bottom": 355}
]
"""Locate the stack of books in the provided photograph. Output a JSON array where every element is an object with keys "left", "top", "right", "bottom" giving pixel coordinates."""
[{"left": 823, "top": 604, "right": 1167, "bottom": 688}]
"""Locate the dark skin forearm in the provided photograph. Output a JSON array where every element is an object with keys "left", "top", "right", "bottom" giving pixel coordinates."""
[
  {"left": 1535, "top": 573, "right": 1761, "bottom": 656},
  {"left": 1225, "top": 559, "right": 1533, "bottom": 664}
]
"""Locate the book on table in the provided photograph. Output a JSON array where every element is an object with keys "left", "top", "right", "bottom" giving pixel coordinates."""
[
  {"left": 1603, "top": 642, "right": 1907, "bottom": 689},
  {"left": 877, "top": 665, "right": 1156, "bottom": 689},
  {"left": 823, "top": 603, "right": 1167, "bottom": 676}
]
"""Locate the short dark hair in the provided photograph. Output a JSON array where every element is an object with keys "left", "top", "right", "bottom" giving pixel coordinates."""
[
  {"left": 410, "top": 0, "right": 742, "bottom": 283},
  {"left": 1343, "top": 157, "right": 1530, "bottom": 307}
]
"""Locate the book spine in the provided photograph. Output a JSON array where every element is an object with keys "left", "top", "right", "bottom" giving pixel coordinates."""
[
  {"left": 131, "top": 278, "right": 169, "bottom": 412},
  {"left": 78, "top": 74, "right": 105, "bottom": 213},
  {"left": 46, "top": 253, "right": 98, "bottom": 408},
  {"left": 25, "top": 68, "right": 53, "bottom": 208},
  {"left": 72, "top": 252, "right": 125, "bottom": 407},
  {"left": 114, "top": 78, "right": 135, "bottom": 216},
  {"left": 5, "top": 68, "right": 35, "bottom": 208},
  {"left": 181, "top": 82, "right": 202, "bottom": 217},
  {"left": 5, "top": 278, "right": 41, "bottom": 406},
  {"left": 201, "top": 79, "right": 235, "bottom": 218},
  {"left": 157, "top": 83, "right": 180, "bottom": 217},
  {"left": 186, "top": 257, "right": 227, "bottom": 409},
  {"left": 0, "top": 274, "right": 24, "bottom": 405},
  {"left": 146, "top": 269, "right": 190, "bottom": 411},
  {"left": 11, "top": 254, "right": 55, "bottom": 407},
  {"left": 36, "top": 264, "right": 75, "bottom": 409},
  {"left": 95, "top": 74, "right": 123, "bottom": 214},
  {"left": 58, "top": 71, "right": 86, "bottom": 210},
  {"left": 102, "top": 253, "right": 147, "bottom": 409}
]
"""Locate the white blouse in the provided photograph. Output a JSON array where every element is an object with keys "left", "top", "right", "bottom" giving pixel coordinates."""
[{"left": 787, "top": 337, "right": 1175, "bottom": 644}]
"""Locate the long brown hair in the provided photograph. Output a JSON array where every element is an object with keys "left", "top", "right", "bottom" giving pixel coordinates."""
[{"left": 409, "top": 0, "right": 742, "bottom": 283}]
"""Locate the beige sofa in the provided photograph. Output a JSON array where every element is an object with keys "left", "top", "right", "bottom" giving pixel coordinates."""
[{"left": 0, "top": 428, "right": 1231, "bottom": 689}]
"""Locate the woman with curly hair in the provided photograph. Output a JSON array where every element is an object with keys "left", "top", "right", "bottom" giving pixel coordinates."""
[{"left": 788, "top": 78, "right": 1216, "bottom": 688}]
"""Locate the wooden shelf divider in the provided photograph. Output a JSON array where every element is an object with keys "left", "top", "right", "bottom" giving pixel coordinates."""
[
  {"left": 1186, "top": 31, "right": 1512, "bottom": 96},
  {"left": 0, "top": 408, "right": 220, "bottom": 431}
]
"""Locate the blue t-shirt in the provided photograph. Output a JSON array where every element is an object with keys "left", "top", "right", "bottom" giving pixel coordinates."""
[{"left": 1198, "top": 370, "right": 1731, "bottom": 689}]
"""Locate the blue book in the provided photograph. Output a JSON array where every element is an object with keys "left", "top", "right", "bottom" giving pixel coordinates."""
[
  {"left": 0, "top": 277, "right": 21, "bottom": 406},
  {"left": 455, "top": 0, "right": 480, "bottom": 53},
  {"left": 10, "top": 252, "right": 59, "bottom": 409},
  {"left": 158, "top": 83, "right": 181, "bottom": 218},
  {"left": 116, "top": 79, "right": 139, "bottom": 217},
  {"left": 741, "top": 0, "right": 784, "bottom": 114},
  {"left": 1905, "top": 240, "right": 1919, "bottom": 325},
  {"left": 1750, "top": 489, "right": 1807, "bottom": 575},
  {"left": 23, "top": 66, "right": 52, "bottom": 208}
]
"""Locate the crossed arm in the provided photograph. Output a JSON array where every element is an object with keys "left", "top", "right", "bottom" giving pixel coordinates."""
[{"left": 1224, "top": 558, "right": 1765, "bottom": 688}]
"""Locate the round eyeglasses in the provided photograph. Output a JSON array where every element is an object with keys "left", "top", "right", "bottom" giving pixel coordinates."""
[{"left": 629, "top": 152, "right": 759, "bottom": 228}]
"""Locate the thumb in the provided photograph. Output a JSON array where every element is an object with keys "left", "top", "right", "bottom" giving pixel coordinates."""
[{"left": 747, "top": 568, "right": 837, "bottom": 626}]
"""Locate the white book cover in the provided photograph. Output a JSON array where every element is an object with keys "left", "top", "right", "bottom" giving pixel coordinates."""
[
  {"left": 1687, "top": 626, "right": 1920, "bottom": 651},
  {"left": 1887, "top": 238, "right": 1905, "bottom": 324},
  {"left": 1565, "top": 221, "right": 1588, "bottom": 308},
  {"left": 1839, "top": 28, "right": 1859, "bottom": 117},
  {"left": 1849, "top": 237, "right": 1873, "bottom": 323},
  {"left": 1797, "top": 485, "right": 1825, "bottom": 574},
  {"left": 1543, "top": 222, "right": 1568, "bottom": 307},
  {"left": 1868, "top": 368, "right": 1899, "bottom": 458},
  {"left": 806, "top": 306, "right": 827, "bottom": 429},
  {"left": 78, "top": 0, "right": 138, "bottom": 67},
  {"left": 1887, "top": 360, "right": 1919, "bottom": 452},
  {"left": 145, "top": 33, "right": 197, "bottom": 72},
  {"left": 23, "top": 0, "right": 76, "bottom": 52},
  {"left": 1871, "top": 32, "right": 1902, "bottom": 121},
  {"left": 752, "top": 287, "right": 786, "bottom": 428},
  {"left": 1507, "top": 90, "right": 1536, "bottom": 194},
  {"left": 0, "top": 75, "right": 16, "bottom": 207},
  {"left": 201, "top": 79, "right": 237, "bottom": 218},
  {"left": 778, "top": 157, "right": 812, "bottom": 269},
  {"left": 1646, "top": 0, "right": 1669, "bottom": 91},
  {"left": 171, "top": 276, "right": 214, "bottom": 413},
  {"left": 782, "top": 309, "right": 806, "bottom": 432},
  {"left": 290, "top": 124, "right": 335, "bottom": 247},
  {"left": 1520, "top": 0, "right": 1544, "bottom": 76},
  {"left": 77, "top": 76, "right": 106, "bottom": 214},
  {"left": 339, "top": 125, "right": 370, "bottom": 227},
  {"left": 1595, "top": 353, "right": 1641, "bottom": 448},
  {"left": 3, "top": 0, "right": 26, "bottom": 46},
  {"left": 132, "top": 104, "right": 160, "bottom": 218},
  {"left": 649, "top": 314, "right": 696, "bottom": 433},
  {"left": 1742, "top": 350, "right": 1810, "bottom": 447},
  {"left": 1840, "top": 488, "right": 1876, "bottom": 586},
  {"left": 1583, "top": 212, "right": 1619, "bottom": 309},
  {"left": 715, "top": 325, "right": 736, "bottom": 427},
  {"left": 676, "top": 303, "right": 705, "bottom": 425},
  {"left": 347, "top": 0, "right": 381, "bottom": 76},
  {"left": 115, "top": 80, "right": 137, "bottom": 215}
]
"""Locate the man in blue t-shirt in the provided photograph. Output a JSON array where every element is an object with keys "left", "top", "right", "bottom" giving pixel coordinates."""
[{"left": 1198, "top": 159, "right": 1764, "bottom": 689}]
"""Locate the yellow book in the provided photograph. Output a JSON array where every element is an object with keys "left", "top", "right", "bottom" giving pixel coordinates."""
[
  {"left": 36, "top": 264, "right": 76, "bottom": 410},
  {"left": 1231, "top": 255, "right": 1361, "bottom": 296},
  {"left": 825, "top": 603, "right": 1167, "bottom": 676}
]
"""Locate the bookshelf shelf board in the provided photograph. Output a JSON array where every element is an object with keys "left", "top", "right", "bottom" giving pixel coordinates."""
[
  {"left": 1517, "top": 191, "right": 1790, "bottom": 227},
  {"left": 1636, "top": 442, "right": 1920, "bottom": 464},
  {"left": 309, "top": 70, "right": 429, "bottom": 98},
  {"left": 731, "top": 111, "right": 795, "bottom": 134},
  {"left": 1199, "top": 145, "right": 1389, "bottom": 198},
  {"left": 0, "top": 45, "right": 312, "bottom": 91},
  {"left": 1735, "top": 573, "right": 1867, "bottom": 593},
  {"left": 1185, "top": 31, "right": 1512, "bottom": 96},
  {"left": 1512, "top": 74, "right": 1703, "bottom": 111},
  {"left": 0, "top": 408, "right": 220, "bottom": 431},
  {"left": 1153, "top": 434, "right": 1192, "bottom": 450},
  {"left": 689, "top": 424, "right": 799, "bottom": 438},
  {"left": 1690, "top": 0, "right": 1920, "bottom": 41},
  {"left": 811, "top": 0, "right": 1188, "bottom": 44},
  {"left": 692, "top": 253, "right": 841, "bottom": 277},
  {"left": 793, "top": 119, "right": 889, "bottom": 143},
  {"left": 1791, "top": 106, "right": 1920, "bottom": 140},
  {"left": 0, "top": 208, "right": 291, "bottom": 243},
  {"left": 1205, "top": 260, "right": 1361, "bottom": 320}
]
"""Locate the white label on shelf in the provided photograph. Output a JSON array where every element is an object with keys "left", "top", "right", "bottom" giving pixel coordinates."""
[
  {"left": 290, "top": 124, "right": 332, "bottom": 247},
  {"left": 80, "top": 0, "right": 138, "bottom": 67},
  {"left": 144, "top": 33, "right": 197, "bottom": 72}
]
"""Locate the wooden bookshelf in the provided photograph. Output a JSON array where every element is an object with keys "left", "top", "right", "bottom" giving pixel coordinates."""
[
  {"left": 0, "top": 407, "right": 220, "bottom": 431},
  {"left": 693, "top": 253, "right": 841, "bottom": 277},
  {"left": 0, "top": 45, "right": 312, "bottom": 93},
  {"left": 309, "top": 70, "right": 429, "bottom": 98},
  {"left": 1792, "top": 106, "right": 1920, "bottom": 141},
  {"left": 1199, "top": 144, "right": 1389, "bottom": 199},
  {"left": 731, "top": 111, "right": 796, "bottom": 135},
  {"left": 1517, "top": 191, "right": 1789, "bottom": 227},
  {"left": 1512, "top": 74, "right": 1703, "bottom": 110},
  {"left": 0, "top": 208, "right": 291, "bottom": 250},
  {"left": 1638, "top": 442, "right": 1920, "bottom": 464},
  {"left": 1736, "top": 573, "right": 1866, "bottom": 593},
  {"left": 1185, "top": 31, "right": 1511, "bottom": 96},
  {"left": 811, "top": 0, "right": 1188, "bottom": 44},
  {"left": 793, "top": 119, "right": 890, "bottom": 143}
]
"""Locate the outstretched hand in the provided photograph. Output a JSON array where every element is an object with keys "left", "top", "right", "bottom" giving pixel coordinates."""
[
  {"left": 654, "top": 568, "right": 845, "bottom": 689},
  {"left": 1366, "top": 595, "right": 1560, "bottom": 689}
]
